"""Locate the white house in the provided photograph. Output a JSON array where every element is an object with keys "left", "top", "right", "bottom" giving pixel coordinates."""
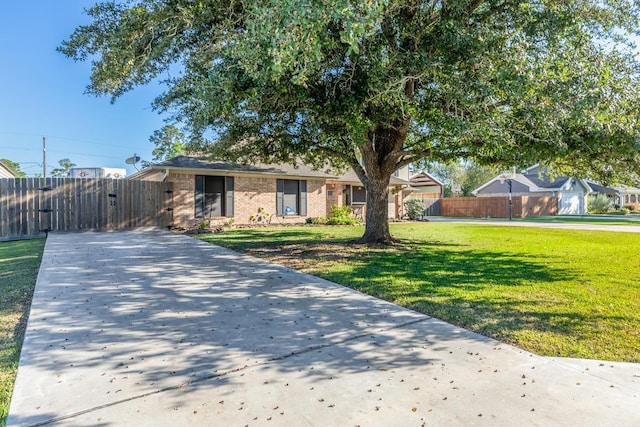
[{"left": 0, "top": 160, "right": 17, "bottom": 178}]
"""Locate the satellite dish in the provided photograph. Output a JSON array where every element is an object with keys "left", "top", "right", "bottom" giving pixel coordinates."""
[
  {"left": 125, "top": 155, "right": 141, "bottom": 165},
  {"left": 125, "top": 153, "right": 141, "bottom": 171}
]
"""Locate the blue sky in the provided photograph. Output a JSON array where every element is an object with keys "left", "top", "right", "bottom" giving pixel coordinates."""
[{"left": 0, "top": 1, "right": 168, "bottom": 176}]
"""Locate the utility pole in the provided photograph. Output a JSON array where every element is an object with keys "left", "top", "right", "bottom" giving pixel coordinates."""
[{"left": 43, "top": 136, "right": 47, "bottom": 178}]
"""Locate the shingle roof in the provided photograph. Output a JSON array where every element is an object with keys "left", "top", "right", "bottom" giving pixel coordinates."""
[
  {"left": 140, "top": 156, "right": 410, "bottom": 185},
  {"left": 329, "top": 168, "right": 409, "bottom": 185},
  {"left": 523, "top": 172, "right": 570, "bottom": 189},
  {"left": 152, "top": 156, "right": 339, "bottom": 179},
  {"left": 585, "top": 180, "right": 617, "bottom": 195}
]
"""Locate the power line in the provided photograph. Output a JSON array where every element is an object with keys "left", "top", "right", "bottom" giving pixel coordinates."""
[
  {"left": 0, "top": 131, "right": 152, "bottom": 152},
  {"left": 0, "top": 145, "right": 150, "bottom": 160}
]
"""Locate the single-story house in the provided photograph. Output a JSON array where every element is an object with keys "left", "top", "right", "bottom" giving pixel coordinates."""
[
  {"left": 408, "top": 171, "right": 444, "bottom": 199},
  {"left": 585, "top": 181, "right": 640, "bottom": 208},
  {"left": 473, "top": 165, "right": 590, "bottom": 214},
  {"left": 400, "top": 171, "right": 444, "bottom": 216},
  {"left": 128, "top": 156, "right": 410, "bottom": 226},
  {"left": 0, "top": 160, "right": 17, "bottom": 178},
  {"left": 473, "top": 165, "right": 640, "bottom": 214}
]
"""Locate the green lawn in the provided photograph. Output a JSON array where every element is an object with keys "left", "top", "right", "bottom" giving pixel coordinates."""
[
  {"left": 515, "top": 215, "right": 640, "bottom": 225},
  {"left": 0, "top": 239, "right": 44, "bottom": 426},
  {"left": 197, "top": 223, "right": 640, "bottom": 362}
]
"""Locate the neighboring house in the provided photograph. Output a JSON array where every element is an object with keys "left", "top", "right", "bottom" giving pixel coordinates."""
[
  {"left": 473, "top": 165, "right": 590, "bottom": 215},
  {"left": 129, "top": 156, "right": 410, "bottom": 226},
  {"left": 408, "top": 171, "right": 444, "bottom": 199},
  {"left": 0, "top": 160, "right": 18, "bottom": 178},
  {"left": 585, "top": 181, "right": 640, "bottom": 207},
  {"left": 400, "top": 171, "right": 444, "bottom": 217},
  {"left": 474, "top": 165, "right": 640, "bottom": 214},
  {"left": 69, "top": 167, "right": 127, "bottom": 179}
]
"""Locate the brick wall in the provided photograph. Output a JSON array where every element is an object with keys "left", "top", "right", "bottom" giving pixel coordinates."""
[
  {"left": 166, "top": 172, "right": 326, "bottom": 227},
  {"left": 324, "top": 183, "right": 400, "bottom": 219},
  {"left": 168, "top": 172, "right": 197, "bottom": 226},
  {"left": 326, "top": 183, "right": 345, "bottom": 214}
]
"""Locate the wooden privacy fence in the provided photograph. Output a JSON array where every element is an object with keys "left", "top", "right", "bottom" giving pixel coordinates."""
[
  {"left": 0, "top": 178, "right": 174, "bottom": 240},
  {"left": 404, "top": 196, "right": 441, "bottom": 216},
  {"left": 440, "top": 196, "right": 557, "bottom": 218}
]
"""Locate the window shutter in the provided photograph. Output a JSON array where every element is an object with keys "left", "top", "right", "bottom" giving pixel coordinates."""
[
  {"left": 276, "top": 179, "right": 284, "bottom": 216},
  {"left": 299, "top": 180, "right": 307, "bottom": 216},
  {"left": 195, "top": 175, "right": 204, "bottom": 218},
  {"left": 225, "top": 176, "right": 234, "bottom": 217}
]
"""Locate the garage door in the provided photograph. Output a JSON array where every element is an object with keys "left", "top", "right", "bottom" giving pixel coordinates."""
[{"left": 559, "top": 192, "right": 584, "bottom": 214}]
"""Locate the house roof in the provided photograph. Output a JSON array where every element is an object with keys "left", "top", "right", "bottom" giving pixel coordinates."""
[
  {"left": 472, "top": 164, "right": 634, "bottom": 196},
  {"left": 0, "top": 160, "right": 17, "bottom": 178},
  {"left": 472, "top": 171, "right": 579, "bottom": 195},
  {"left": 129, "top": 156, "right": 340, "bottom": 180},
  {"left": 524, "top": 173, "right": 570, "bottom": 190},
  {"left": 584, "top": 180, "right": 616, "bottom": 195},
  {"left": 130, "top": 155, "right": 411, "bottom": 185},
  {"left": 409, "top": 171, "right": 443, "bottom": 188},
  {"left": 329, "top": 168, "right": 410, "bottom": 186}
]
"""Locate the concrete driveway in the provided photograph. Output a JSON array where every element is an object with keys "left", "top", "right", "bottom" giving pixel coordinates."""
[{"left": 8, "top": 231, "right": 640, "bottom": 426}]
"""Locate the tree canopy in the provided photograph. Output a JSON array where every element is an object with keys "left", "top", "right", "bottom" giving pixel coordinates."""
[
  {"left": 420, "top": 160, "right": 499, "bottom": 197},
  {"left": 60, "top": 0, "right": 640, "bottom": 242},
  {"left": 51, "top": 158, "right": 77, "bottom": 177},
  {"left": 141, "top": 124, "right": 187, "bottom": 168}
]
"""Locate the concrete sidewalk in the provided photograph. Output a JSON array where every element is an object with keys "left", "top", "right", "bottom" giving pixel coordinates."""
[{"left": 8, "top": 231, "right": 640, "bottom": 426}]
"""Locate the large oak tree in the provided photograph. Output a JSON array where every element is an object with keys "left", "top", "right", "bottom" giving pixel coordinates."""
[{"left": 61, "top": 0, "right": 640, "bottom": 243}]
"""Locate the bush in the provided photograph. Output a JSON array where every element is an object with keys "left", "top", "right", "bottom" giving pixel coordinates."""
[
  {"left": 326, "top": 205, "right": 359, "bottom": 225},
  {"left": 624, "top": 203, "right": 638, "bottom": 213},
  {"left": 587, "top": 194, "right": 613, "bottom": 214},
  {"left": 404, "top": 198, "right": 426, "bottom": 220}
]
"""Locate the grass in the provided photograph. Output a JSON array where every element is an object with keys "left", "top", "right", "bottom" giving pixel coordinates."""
[
  {"left": 197, "top": 223, "right": 640, "bottom": 362},
  {"left": 515, "top": 215, "right": 640, "bottom": 226},
  {"left": 0, "top": 239, "right": 44, "bottom": 426}
]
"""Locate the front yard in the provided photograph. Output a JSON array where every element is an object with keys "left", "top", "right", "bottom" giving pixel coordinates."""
[{"left": 197, "top": 223, "right": 640, "bottom": 362}]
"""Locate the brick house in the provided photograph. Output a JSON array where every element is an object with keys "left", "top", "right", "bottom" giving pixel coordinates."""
[{"left": 129, "top": 156, "right": 410, "bottom": 226}]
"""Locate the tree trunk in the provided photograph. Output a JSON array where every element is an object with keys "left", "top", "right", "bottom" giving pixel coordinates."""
[
  {"left": 355, "top": 119, "right": 409, "bottom": 244},
  {"left": 358, "top": 176, "right": 394, "bottom": 244}
]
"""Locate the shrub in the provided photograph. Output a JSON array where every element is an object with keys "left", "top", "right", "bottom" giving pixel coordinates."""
[
  {"left": 587, "top": 194, "right": 613, "bottom": 214},
  {"left": 326, "top": 205, "right": 359, "bottom": 225},
  {"left": 404, "top": 198, "right": 426, "bottom": 220},
  {"left": 624, "top": 203, "right": 638, "bottom": 213}
]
